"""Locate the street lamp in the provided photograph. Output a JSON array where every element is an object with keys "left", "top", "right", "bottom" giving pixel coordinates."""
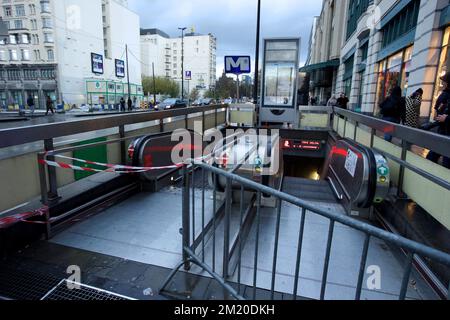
[{"left": 178, "top": 27, "right": 187, "bottom": 100}]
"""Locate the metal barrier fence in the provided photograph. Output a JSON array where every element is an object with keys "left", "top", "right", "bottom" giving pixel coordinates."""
[
  {"left": 14, "top": 105, "right": 228, "bottom": 202},
  {"left": 160, "top": 160, "right": 450, "bottom": 300}
]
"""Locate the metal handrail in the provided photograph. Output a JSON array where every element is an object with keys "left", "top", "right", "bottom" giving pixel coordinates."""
[
  {"left": 161, "top": 160, "right": 450, "bottom": 300},
  {"left": 333, "top": 107, "right": 450, "bottom": 159},
  {"left": 194, "top": 161, "right": 450, "bottom": 267},
  {"left": 0, "top": 105, "right": 228, "bottom": 149}
]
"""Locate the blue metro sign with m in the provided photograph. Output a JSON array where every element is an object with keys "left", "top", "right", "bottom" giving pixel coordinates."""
[{"left": 225, "top": 56, "right": 251, "bottom": 75}]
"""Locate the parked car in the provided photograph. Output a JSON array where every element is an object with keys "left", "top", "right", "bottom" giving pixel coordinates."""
[
  {"left": 158, "top": 98, "right": 188, "bottom": 110},
  {"left": 224, "top": 98, "right": 233, "bottom": 105},
  {"left": 192, "top": 99, "right": 202, "bottom": 106},
  {"left": 201, "top": 98, "right": 216, "bottom": 106}
]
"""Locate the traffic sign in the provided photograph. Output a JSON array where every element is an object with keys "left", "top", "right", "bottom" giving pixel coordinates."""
[
  {"left": 185, "top": 71, "right": 192, "bottom": 80},
  {"left": 225, "top": 56, "right": 251, "bottom": 75}
]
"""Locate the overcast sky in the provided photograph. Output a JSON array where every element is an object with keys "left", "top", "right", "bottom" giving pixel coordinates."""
[{"left": 128, "top": 0, "right": 322, "bottom": 78}]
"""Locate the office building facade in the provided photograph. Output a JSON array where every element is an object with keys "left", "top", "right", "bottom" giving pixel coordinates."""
[
  {"left": 140, "top": 28, "right": 217, "bottom": 97},
  {"left": 0, "top": 0, "right": 142, "bottom": 109},
  {"left": 303, "top": 0, "right": 450, "bottom": 121}
]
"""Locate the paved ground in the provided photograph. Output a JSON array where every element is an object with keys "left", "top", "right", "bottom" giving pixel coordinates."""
[{"left": 50, "top": 183, "right": 439, "bottom": 300}]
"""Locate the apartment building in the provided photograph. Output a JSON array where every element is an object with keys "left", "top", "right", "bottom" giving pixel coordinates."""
[
  {"left": 303, "top": 0, "right": 450, "bottom": 122},
  {"left": 0, "top": 0, "right": 142, "bottom": 109},
  {"left": 141, "top": 28, "right": 217, "bottom": 96}
]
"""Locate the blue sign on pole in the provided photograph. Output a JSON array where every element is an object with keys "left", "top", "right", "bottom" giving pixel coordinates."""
[
  {"left": 185, "top": 71, "right": 192, "bottom": 80},
  {"left": 224, "top": 56, "right": 251, "bottom": 75}
]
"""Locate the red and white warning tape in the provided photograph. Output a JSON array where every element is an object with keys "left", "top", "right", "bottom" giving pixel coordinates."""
[
  {"left": 38, "top": 158, "right": 184, "bottom": 173},
  {"left": 38, "top": 153, "right": 212, "bottom": 174},
  {"left": 0, "top": 206, "right": 48, "bottom": 229}
]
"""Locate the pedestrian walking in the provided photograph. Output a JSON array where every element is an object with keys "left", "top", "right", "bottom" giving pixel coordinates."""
[
  {"left": 127, "top": 97, "right": 133, "bottom": 111},
  {"left": 426, "top": 73, "right": 450, "bottom": 168},
  {"left": 120, "top": 97, "right": 126, "bottom": 112},
  {"left": 45, "top": 95, "right": 55, "bottom": 115},
  {"left": 379, "top": 86, "right": 405, "bottom": 142},
  {"left": 27, "top": 95, "right": 35, "bottom": 117},
  {"left": 404, "top": 88, "right": 423, "bottom": 128}
]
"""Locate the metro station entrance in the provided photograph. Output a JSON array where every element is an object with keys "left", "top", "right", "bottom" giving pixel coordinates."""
[{"left": 0, "top": 102, "right": 449, "bottom": 301}]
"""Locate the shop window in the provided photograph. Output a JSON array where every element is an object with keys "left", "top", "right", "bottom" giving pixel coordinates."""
[
  {"left": 375, "top": 46, "right": 413, "bottom": 112},
  {"left": 433, "top": 27, "right": 450, "bottom": 116}
]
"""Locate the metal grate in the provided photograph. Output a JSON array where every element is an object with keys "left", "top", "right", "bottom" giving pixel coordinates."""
[
  {"left": 42, "top": 280, "right": 134, "bottom": 301},
  {"left": 0, "top": 266, "right": 62, "bottom": 300}
]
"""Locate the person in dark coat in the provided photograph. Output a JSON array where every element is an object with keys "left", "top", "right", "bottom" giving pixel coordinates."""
[
  {"left": 45, "top": 95, "right": 55, "bottom": 115},
  {"left": 27, "top": 95, "right": 35, "bottom": 117},
  {"left": 120, "top": 97, "right": 125, "bottom": 112},
  {"left": 127, "top": 97, "right": 133, "bottom": 111},
  {"left": 426, "top": 73, "right": 450, "bottom": 168},
  {"left": 379, "top": 86, "right": 405, "bottom": 142},
  {"left": 336, "top": 93, "right": 349, "bottom": 109}
]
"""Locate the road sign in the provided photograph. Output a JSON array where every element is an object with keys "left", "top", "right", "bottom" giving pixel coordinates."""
[
  {"left": 225, "top": 56, "right": 251, "bottom": 75},
  {"left": 185, "top": 71, "right": 192, "bottom": 80}
]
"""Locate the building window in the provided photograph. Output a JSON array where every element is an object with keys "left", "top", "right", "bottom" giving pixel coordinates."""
[
  {"left": 375, "top": 46, "right": 413, "bottom": 111},
  {"left": 34, "top": 50, "right": 41, "bottom": 61},
  {"left": 433, "top": 27, "right": 450, "bottom": 116},
  {"left": 343, "top": 54, "right": 354, "bottom": 98},
  {"left": 44, "top": 32, "right": 53, "bottom": 43},
  {"left": 21, "top": 49, "right": 30, "bottom": 61},
  {"left": 40, "top": 1, "right": 51, "bottom": 13},
  {"left": 21, "top": 34, "right": 29, "bottom": 44},
  {"left": 9, "top": 50, "right": 18, "bottom": 61},
  {"left": 360, "top": 42, "right": 369, "bottom": 63},
  {"left": 47, "top": 49, "right": 54, "bottom": 61},
  {"left": 9, "top": 35, "right": 17, "bottom": 45},
  {"left": 0, "top": 50, "right": 6, "bottom": 61},
  {"left": 14, "top": 20, "right": 23, "bottom": 30},
  {"left": 346, "top": 0, "right": 371, "bottom": 40},
  {"left": 381, "top": 0, "right": 420, "bottom": 48},
  {"left": 32, "top": 34, "right": 39, "bottom": 44},
  {"left": 30, "top": 19, "right": 37, "bottom": 30},
  {"left": 42, "top": 18, "right": 52, "bottom": 29},
  {"left": 15, "top": 4, "right": 25, "bottom": 16},
  {"left": 29, "top": 4, "right": 36, "bottom": 15},
  {"left": 4, "top": 6, "right": 12, "bottom": 17},
  {"left": 173, "top": 63, "right": 177, "bottom": 68}
]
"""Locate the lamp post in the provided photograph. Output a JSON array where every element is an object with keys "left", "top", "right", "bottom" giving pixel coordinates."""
[
  {"left": 253, "top": 0, "right": 261, "bottom": 105},
  {"left": 178, "top": 27, "right": 187, "bottom": 100}
]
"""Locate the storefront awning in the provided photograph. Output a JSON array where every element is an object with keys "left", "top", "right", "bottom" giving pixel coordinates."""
[{"left": 299, "top": 59, "right": 340, "bottom": 73}]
